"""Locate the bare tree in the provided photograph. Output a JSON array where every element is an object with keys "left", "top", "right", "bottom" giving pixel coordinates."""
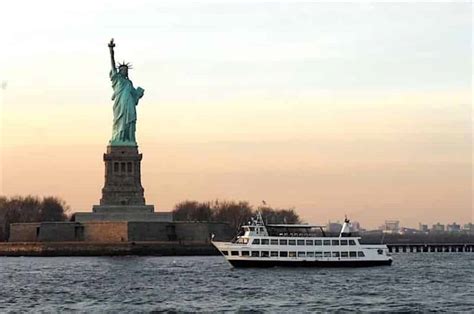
[
  {"left": 173, "top": 200, "right": 213, "bottom": 222},
  {"left": 260, "top": 207, "right": 301, "bottom": 224},
  {"left": 213, "top": 200, "right": 254, "bottom": 232},
  {"left": 0, "top": 195, "right": 69, "bottom": 241},
  {"left": 40, "top": 196, "right": 69, "bottom": 221},
  {"left": 171, "top": 199, "right": 302, "bottom": 233}
]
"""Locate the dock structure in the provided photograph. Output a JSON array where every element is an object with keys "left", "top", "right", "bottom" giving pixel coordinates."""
[{"left": 387, "top": 243, "right": 474, "bottom": 253}]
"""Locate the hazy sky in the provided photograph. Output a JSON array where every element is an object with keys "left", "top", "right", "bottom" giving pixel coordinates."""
[{"left": 0, "top": 1, "right": 471, "bottom": 228}]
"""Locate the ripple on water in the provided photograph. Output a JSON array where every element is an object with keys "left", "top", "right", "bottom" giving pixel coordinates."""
[{"left": 0, "top": 254, "right": 473, "bottom": 311}]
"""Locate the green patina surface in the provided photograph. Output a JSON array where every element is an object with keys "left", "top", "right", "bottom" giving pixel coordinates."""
[
  {"left": 109, "top": 69, "right": 144, "bottom": 146},
  {"left": 107, "top": 39, "right": 144, "bottom": 146}
]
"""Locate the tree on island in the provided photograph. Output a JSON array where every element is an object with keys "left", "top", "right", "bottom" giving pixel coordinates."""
[
  {"left": 0, "top": 196, "right": 69, "bottom": 241},
  {"left": 173, "top": 200, "right": 213, "bottom": 222},
  {"left": 259, "top": 206, "right": 301, "bottom": 224},
  {"left": 173, "top": 200, "right": 301, "bottom": 232},
  {"left": 213, "top": 200, "right": 254, "bottom": 232}
]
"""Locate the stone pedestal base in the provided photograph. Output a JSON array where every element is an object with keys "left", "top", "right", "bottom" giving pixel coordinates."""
[
  {"left": 74, "top": 211, "right": 173, "bottom": 222},
  {"left": 77, "top": 144, "right": 170, "bottom": 223},
  {"left": 100, "top": 145, "right": 147, "bottom": 206},
  {"left": 92, "top": 205, "right": 155, "bottom": 213}
]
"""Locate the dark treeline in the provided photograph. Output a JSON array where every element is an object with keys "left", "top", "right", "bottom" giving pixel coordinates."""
[
  {"left": 0, "top": 196, "right": 69, "bottom": 241},
  {"left": 173, "top": 200, "right": 301, "bottom": 231}
]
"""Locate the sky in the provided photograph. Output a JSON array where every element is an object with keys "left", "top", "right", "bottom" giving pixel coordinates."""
[{"left": 0, "top": 0, "right": 472, "bottom": 228}]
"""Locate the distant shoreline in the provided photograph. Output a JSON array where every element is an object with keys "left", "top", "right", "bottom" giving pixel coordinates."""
[{"left": 1, "top": 240, "right": 473, "bottom": 257}]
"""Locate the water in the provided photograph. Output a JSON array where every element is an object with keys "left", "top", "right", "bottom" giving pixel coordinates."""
[{"left": 0, "top": 254, "right": 473, "bottom": 312}]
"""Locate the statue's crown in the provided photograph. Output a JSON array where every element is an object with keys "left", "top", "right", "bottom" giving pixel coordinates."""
[{"left": 117, "top": 61, "right": 132, "bottom": 69}]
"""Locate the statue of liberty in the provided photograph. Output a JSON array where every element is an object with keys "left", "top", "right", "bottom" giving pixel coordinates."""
[{"left": 107, "top": 38, "right": 144, "bottom": 146}]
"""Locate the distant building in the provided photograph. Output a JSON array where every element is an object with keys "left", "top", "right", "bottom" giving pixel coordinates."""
[
  {"left": 327, "top": 222, "right": 342, "bottom": 234},
  {"left": 382, "top": 220, "right": 400, "bottom": 234},
  {"left": 431, "top": 223, "right": 445, "bottom": 232},
  {"left": 418, "top": 223, "right": 429, "bottom": 233},
  {"left": 351, "top": 221, "right": 362, "bottom": 232},
  {"left": 446, "top": 223, "right": 461, "bottom": 232},
  {"left": 463, "top": 223, "right": 473, "bottom": 233}
]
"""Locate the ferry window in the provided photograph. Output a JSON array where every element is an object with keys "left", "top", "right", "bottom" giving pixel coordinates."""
[
  {"left": 305, "top": 240, "right": 314, "bottom": 245},
  {"left": 298, "top": 252, "right": 306, "bottom": 257},
  {"left": 315, "top": 240, "right": 322, "bottom": 246},
  {"left": 261, "top": 239, "right": 269, "bottom": 245},
  {"left": 297, "top": 240, "right": 305, "bottom": 246},
  {"left": 323, "top": 240, "right": 331, "bottom": 246},
  {"left": 377, "top": 249, "right": 383, "bottom": 255},
  {"left": 236, "top": 238, "right": 248, "bottom": 244},
  {"left": 249, "top": 227, "right": 255, "bottom": 231},
  {"left": 279, "top": 239, "right": 288, "bottom": 245},
  {"left": 261, "top": 251, "right": 269, "bottom": 257},
  {"left": 222, "top": 251, "right": 229, "bottom": 256},
  {"left": 251, "top": 251, "right": 259, "bottom": 257},
  {"left": 323, "top": 252, "right": 331, "bottom": 257},
  {"left": 231, "top": 251, "right": 239, "bottom": 256},
  {"left": 289, "top": 240, "right": 296, "bottom": 246},
  {"left": 332, "top": 252, "right": 340, "bottom": 258},
  {"left": 357, "top": 251, "right": 365, "bottom": 257},
  {"left": 349, "top": 251, "right": 357, "bottom": 258},
  {"left": 289, "top": 251, "right": 297, "bottom": 258},
  {"left": 270, "top": 239, "right": 279, "bottom": 245},
  {"left": 271, "top": 251, "right": 278, "bottom": 257},
  {"left": 349, "top": 240, "right": 356, "bottom": 246},
  {"left": 340, "top": 240, "right": 348, "bottom": 245},
  {"left": 241, "top": 251, "right": 250, "bottom": 256},
  {"left": 280, "top": 251, "right": 288, "bottom": 257},
  {"left": 332, "top": 240, "right": 340, "bottom": 246},
  {"left": 252, "top": 239, "right": 260, "bottom": 245},
  {"left": 306, "top": 252, "right": 314, "bottom": 257},
  {"left": 315, "top": 252, "right": 323, "bottom": 258},
  {"left": 341, "top": 252, "right": 349, "bottom": 258},
  {"left": 260, "top": 228, "right": 265, "bottom": 233}
]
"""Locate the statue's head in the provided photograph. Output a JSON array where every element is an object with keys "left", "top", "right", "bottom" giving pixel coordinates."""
[{"left": 117, "top": 61, "right": 132, "bottom": 77}]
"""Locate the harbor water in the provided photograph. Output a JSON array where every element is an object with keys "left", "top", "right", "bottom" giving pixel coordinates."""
[{"left": 1, "top": 254, "right": 473, "bottom": 312}]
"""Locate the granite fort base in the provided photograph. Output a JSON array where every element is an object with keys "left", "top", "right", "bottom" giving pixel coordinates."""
[
  {"left": 74, "top": 145, "right": 171, "bottom": 222},
  {"left": 8, "top": 221, "right": 233, "bottom": 243}
]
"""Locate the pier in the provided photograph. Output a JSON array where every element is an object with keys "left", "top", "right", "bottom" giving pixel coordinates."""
[{"left": 387, "top": 243, "right": 474, "bottom": 253}]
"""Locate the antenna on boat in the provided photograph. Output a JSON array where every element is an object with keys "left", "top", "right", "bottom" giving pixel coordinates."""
[
  {"left": 339, "top": 215, "right": 352, "bottom": 238},
  {"left": 255, "top": 211, "right": 265, "bottom": 226}
]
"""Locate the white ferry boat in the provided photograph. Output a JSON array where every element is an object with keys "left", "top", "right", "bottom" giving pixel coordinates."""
[{"left": 212, "top": 213, "right": 392, "bottom": 267}]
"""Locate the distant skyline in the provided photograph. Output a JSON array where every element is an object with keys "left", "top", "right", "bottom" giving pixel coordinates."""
[{"left": 0, "top": 1, "right": 472, "bottom": 228}]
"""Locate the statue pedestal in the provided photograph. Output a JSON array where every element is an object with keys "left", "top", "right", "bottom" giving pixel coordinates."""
[
  {"left": 93, "top": 205, "right": 155, "bottom": 213},
  {"left": 99, "top": 145, "right": 147, "bottom": 206},
  {"left": 73, "top": 145, "right": 172, "bottom": 222}
]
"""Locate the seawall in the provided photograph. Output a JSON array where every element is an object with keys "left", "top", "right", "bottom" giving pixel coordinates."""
[{"left": 0, "top": 241, "right": 220, "bottom": 257}]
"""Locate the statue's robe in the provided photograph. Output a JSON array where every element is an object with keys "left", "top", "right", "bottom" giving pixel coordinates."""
[{"left": 109, "top": 69, "right": 144, "bottom": 145}]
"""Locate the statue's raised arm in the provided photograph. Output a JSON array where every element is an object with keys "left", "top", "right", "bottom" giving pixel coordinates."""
[{"left": 108, "top": 38, "right": 116, "bottom": 73}]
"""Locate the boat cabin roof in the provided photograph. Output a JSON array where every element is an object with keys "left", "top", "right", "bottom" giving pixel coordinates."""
[{"left": 266, "top": 224, "right": 324, "bottom": 228}]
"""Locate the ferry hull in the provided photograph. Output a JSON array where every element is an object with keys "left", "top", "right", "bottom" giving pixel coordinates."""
[{"left": 227, "top": 259, "right": 392, "bottom": 268}]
